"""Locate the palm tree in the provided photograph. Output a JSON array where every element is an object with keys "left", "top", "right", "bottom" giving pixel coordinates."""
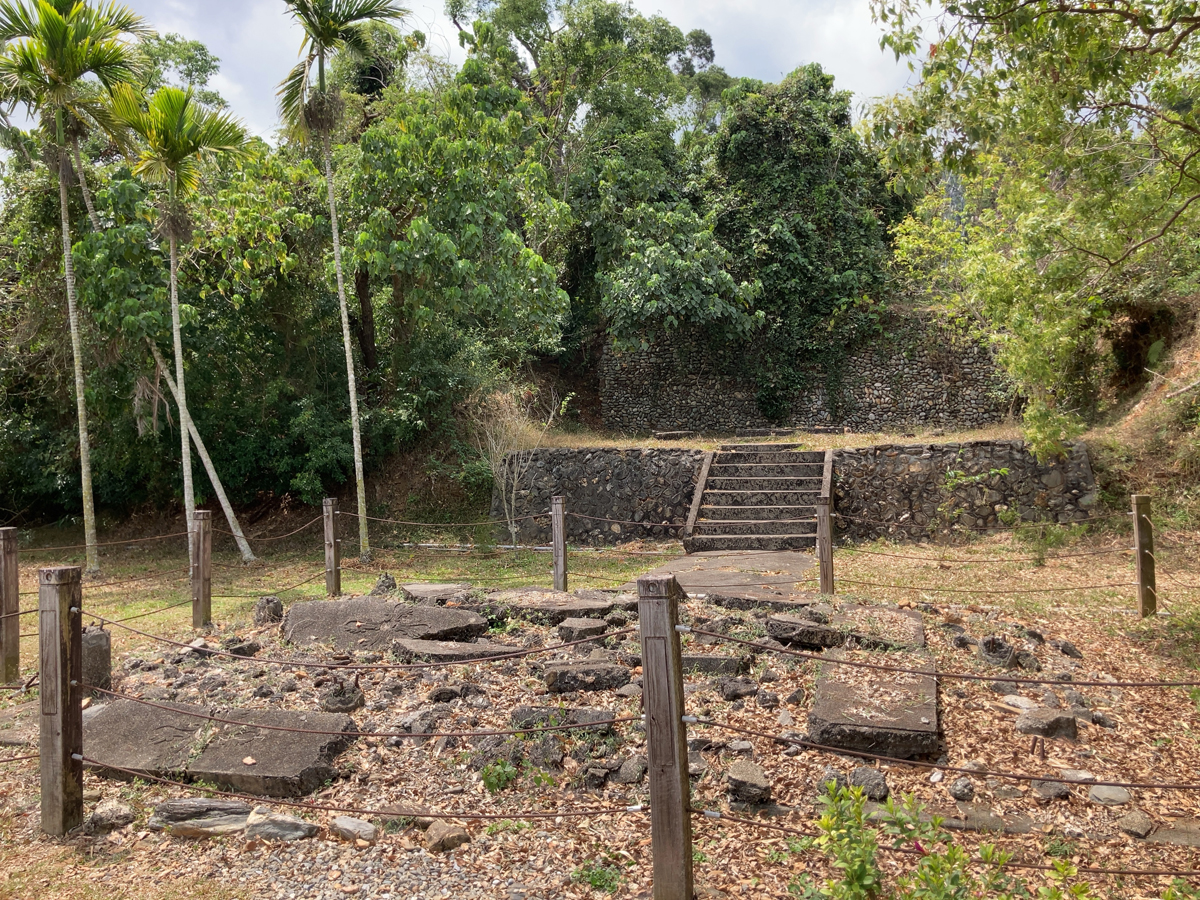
[
  {"left": 279, "top": 0, "right": 407, "bottom": 563},
  {"left": 0, "top": 0, "right": 146, "bottom": 574},
  {"left": 111, "top": 84, "right": 249, "bottom": 561}
]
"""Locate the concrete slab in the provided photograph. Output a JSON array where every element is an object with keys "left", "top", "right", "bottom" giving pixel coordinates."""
[
  {"left": 84, "top": 699, "right": 356, "bottom": 797},
  {"left": 393, "top": 638, "right": 519, "bottom": 662},
  {"left": 189, "top": 707, "right": 356, "bottom": 797},
  {"left": 282, "top": 599, "right": 486, "bottom": 650},
  {"left": 807, "top": 649, "right": 938, "bottom": 759},
  {"left": 831, "top": 607, "right": 926, "bottom": 650},
  {"left": 681, "top": 654, "right": 752, "bottom": 675},
  {"left": 488, "top": 588, "right": 613, "bottom": 624},
  {"left": 1149, "top": 819, "right": 1200, "bottom": 848},
  {"left": 402, "top": 583, "right": 473, "bottom": 604},
  {"left": 84, "top": 699, "right": 208, "bottom": 778},
  {"left": 620, "top": 550, "right": 816, "bottom": 606}
]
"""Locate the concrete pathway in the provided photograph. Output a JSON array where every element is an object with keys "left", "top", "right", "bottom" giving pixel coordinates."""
[{"left": 621, "top": 550, "right": 817, "bottom": 605}]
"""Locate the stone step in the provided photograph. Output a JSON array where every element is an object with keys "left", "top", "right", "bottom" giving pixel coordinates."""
[
  {"left": 706, "top": 476, "right": 823, "bottom": 492},
  {"left": 698, "top": 504, "right": 816, "bottom": 521},
  {"left": 702, "top": 489, "right": 821, "bottom": 506},
  {"left": 709, "top": 463, "right": 825, "bottom": 478},
  {"left": 692, "top": 519, "right": 817, "bottom": 536},
  {"left": 682, "top": 534, "right": 817, "bottom": 552},
  {"left": 716, "top": 450, "right": 826, "bottom": 464}
]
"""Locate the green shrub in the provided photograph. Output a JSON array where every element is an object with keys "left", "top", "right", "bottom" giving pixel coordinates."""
[{"left": 480, "top": 759, "right": 519, "bottom": 793}]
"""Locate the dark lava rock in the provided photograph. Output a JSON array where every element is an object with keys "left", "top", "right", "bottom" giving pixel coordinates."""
[
  {"left": 319, "top": 684, "right": 365, "bottom": 714},
  {"left": 544, "top": 663, "right": 631, "bottom": 693},
  {"left": 1050, "top": 639, "right": 1083, "bottom": 659},
  {"left": 253, "top": 596, "right": 284, "bottom": 626},
  {"left": 716, "top": 678, "right": 759, "bottom": 701},
  {"left": 948, "top": 777, "right": 975, "bottom": 801},
  {"left": 370, "top": 573, "right": 399, "bottom": 596},
  {"left": 849, "top": 767, "right": 889, "bottom": 801},
  {"left": 978, "top": 636, "right": 1016, "bottom": 667}
]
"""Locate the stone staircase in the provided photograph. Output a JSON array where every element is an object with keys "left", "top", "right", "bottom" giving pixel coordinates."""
[{"left": 683, "top": 444, "right": 825, "bottom": 553}]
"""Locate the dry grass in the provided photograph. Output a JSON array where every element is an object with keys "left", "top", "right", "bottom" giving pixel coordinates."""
[{"left": 538, "top": 423, "right": 1025, "bottom": 452}]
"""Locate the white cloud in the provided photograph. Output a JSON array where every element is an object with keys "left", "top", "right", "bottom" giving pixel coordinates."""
[{"left": 51, "top": 0, "right": 915, "bottom": 137}]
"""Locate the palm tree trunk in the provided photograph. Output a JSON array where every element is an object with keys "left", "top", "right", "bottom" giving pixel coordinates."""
[
  {"left": 168, "top": 236, "right": 196, "bottom": 560},
  {"left": 148, "top": 342, "right": 257, "bottom": 563},
  {"left": 71, "top": 138, "right": 98, "bottom": 232},
  {"left": 323, "top": 132, "right": 370, "bottom": 562},
  {"left": 57, "top": 152, "right": 100, "bottom": 575}
]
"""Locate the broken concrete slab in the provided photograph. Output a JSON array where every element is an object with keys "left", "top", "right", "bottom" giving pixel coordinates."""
[
  {"left": 768, "top": 606, "right": 926, "bottom": 651},
  {"left": 1148, "top": 819, "right": 1200, "bottom": 848},
  {"left": 681, "top": 654, "right": 751, "bottom": 675},
  {"left": 392, "top": 638, "right": 519, "bottom": 663},
  {"left": 489, "top": 588, "right": 613, "bottom": 624},
  {"left": 767, "top": 614, "right": 843, "bottom": 648},
  {"left": 401, "top": 583, "right": 473, "bottom": 605},
  {"left": 807, "top": 649, "right": 938, "bottom": 759},
  {"left": 148, "top": 798, "right": 252, "bottom": 837},
  {"left": 84, "top": 699, "right": 208, "bottom": 778},
  {"left": 573, "top": 589, "right": 639, "bottom": 612},
  {"left": 831, "top": 607, "right": 925, "bottom": 650},
  {"left": 708, "top": 593, "right": 822, "bottom": 613},
  {"left": 189, "top": 708, "right": 356, "bottom": 797},
  {"left": 282, "top": 599, "right": 486, "bottom": 650},
  {"left": 544, "top": 662, "right": 631, "bottom": 693},
  {"left": 558, "top": 618, "right": 608, "bottom": 643}
]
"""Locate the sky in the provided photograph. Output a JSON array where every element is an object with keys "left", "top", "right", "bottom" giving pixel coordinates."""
[{"left": 126, "top": 0, "right": 919, "bottom": 139}]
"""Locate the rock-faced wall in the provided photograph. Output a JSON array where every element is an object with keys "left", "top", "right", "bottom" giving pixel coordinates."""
[
  {"left": 833, "top": 440, "right": 1099, "bottom": 543},
  {"left": 491, "top": 448, "right": 706, "bottom": 545},
  {"left": 498, "top": 440, "right": 1099, "bottom": 546},
  {"left": 598, "top": 313, "right": 1012, "bottom": 434}
]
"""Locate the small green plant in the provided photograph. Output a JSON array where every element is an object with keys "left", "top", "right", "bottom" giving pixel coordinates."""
[
  {"left": 693, "top": 849, "right": 710, "bottom": 863},
  {"left": 480, "top": 759, "right": 519, "bottom": 793},
  {"left": 1045, "top": 836, "right": 1077, "bottom": 858},
  {"left": 786, "top": 785, "right": 1094, "bottom": 900},
  {"left": 571, "top": 860, "right": 623, "bottom": 893},
  {"left": 484, "top": 819, "right": 531, "bottom": 836}
]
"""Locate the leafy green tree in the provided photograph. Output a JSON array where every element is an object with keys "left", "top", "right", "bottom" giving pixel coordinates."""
[
  {"left": 353, "top": 76, "right": 569, "bottom": 366},
  {"left": 279, "top": 0, "right": 408, "bottom": 562},
  {"left": 138, "top": 32, "right": 225, "bottom": 107},
  {"left": 706, "top": 65, "right": 904, "bottom": 421},
  {"left": 866, "top": 0, "right": 1200, "bottom": 450},
  {"left": 0, "top": 0, "right": 146, "bottom": 572},
  {"left": 111, "top": 84, "right": 249, "bottom": 558}
]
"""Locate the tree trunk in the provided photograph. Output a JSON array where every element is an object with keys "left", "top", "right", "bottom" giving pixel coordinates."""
[
  {"left": 57, "top": 152, "right": 100, "bottom": 575},
  {"left": 71, "top": 138, "right": 98, "bottom": 232},
  {"left": 168, "top": 236, "right": 196, "bottom": 560},
  {"left": 323, "top": 132, "right": 370, "bottom": 561},
  {"left": 353, "top": 267, "right": 378, "bottom": 373},
  {"left": 148, "top": 342, "right": 257, "bottom": 563}
]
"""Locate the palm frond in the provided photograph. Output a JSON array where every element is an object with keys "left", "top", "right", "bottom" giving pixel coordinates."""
[
  {"left": 276, "top": 56, "right": 312, "bottom": 133},
  {"left": 335, "top": 0, "right": 407, "bottom": 27}
]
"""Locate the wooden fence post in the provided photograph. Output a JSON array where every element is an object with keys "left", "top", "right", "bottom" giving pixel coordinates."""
[
  {"left": 191, "top": 510, "right": 212, "bottom": 628},
  {"left": 324, "top": 498, "right": 341, "bottom": 598},
  {"left": 637, "top": 574, "right": 693, "bottom": 900},
  {"left": 0, "top": 527, "right": 18, "bottom": 683},
  {"left": 551, "top": 496, "right": 567, "bottom": 592},
  {"left": 1133, "top": 494, "right": 1156, "bottom": 618},
  {"left": 817, "top": 449, "right": 835, "bottom": 595},
  {"left": 39, "top": 565, "right": 83, "bottom": 836}
]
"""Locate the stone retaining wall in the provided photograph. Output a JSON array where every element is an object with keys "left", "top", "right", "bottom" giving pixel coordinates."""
[
  {"left": 598, "top": 312, "right": 1012, "bottom": 434},
  {"left": 490, "top": 448, "right": 706, "bottom": 545},
  {"left": 833, "top": 440, "right": 1099, "bottom": 543},
  {"left": 496, "top": 440, "right": 1099, "bottom": 546}
]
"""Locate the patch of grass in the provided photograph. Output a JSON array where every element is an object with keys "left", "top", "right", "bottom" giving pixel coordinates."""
[
  {"left": 484, "top": 819, "right": 531, "bottom": 836},
  {"left": 1045, "top": 836, "right": 1077, "bottom": 858},
  {"left": 570, "top": 860, "right": 623, "bottom": 893}
]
